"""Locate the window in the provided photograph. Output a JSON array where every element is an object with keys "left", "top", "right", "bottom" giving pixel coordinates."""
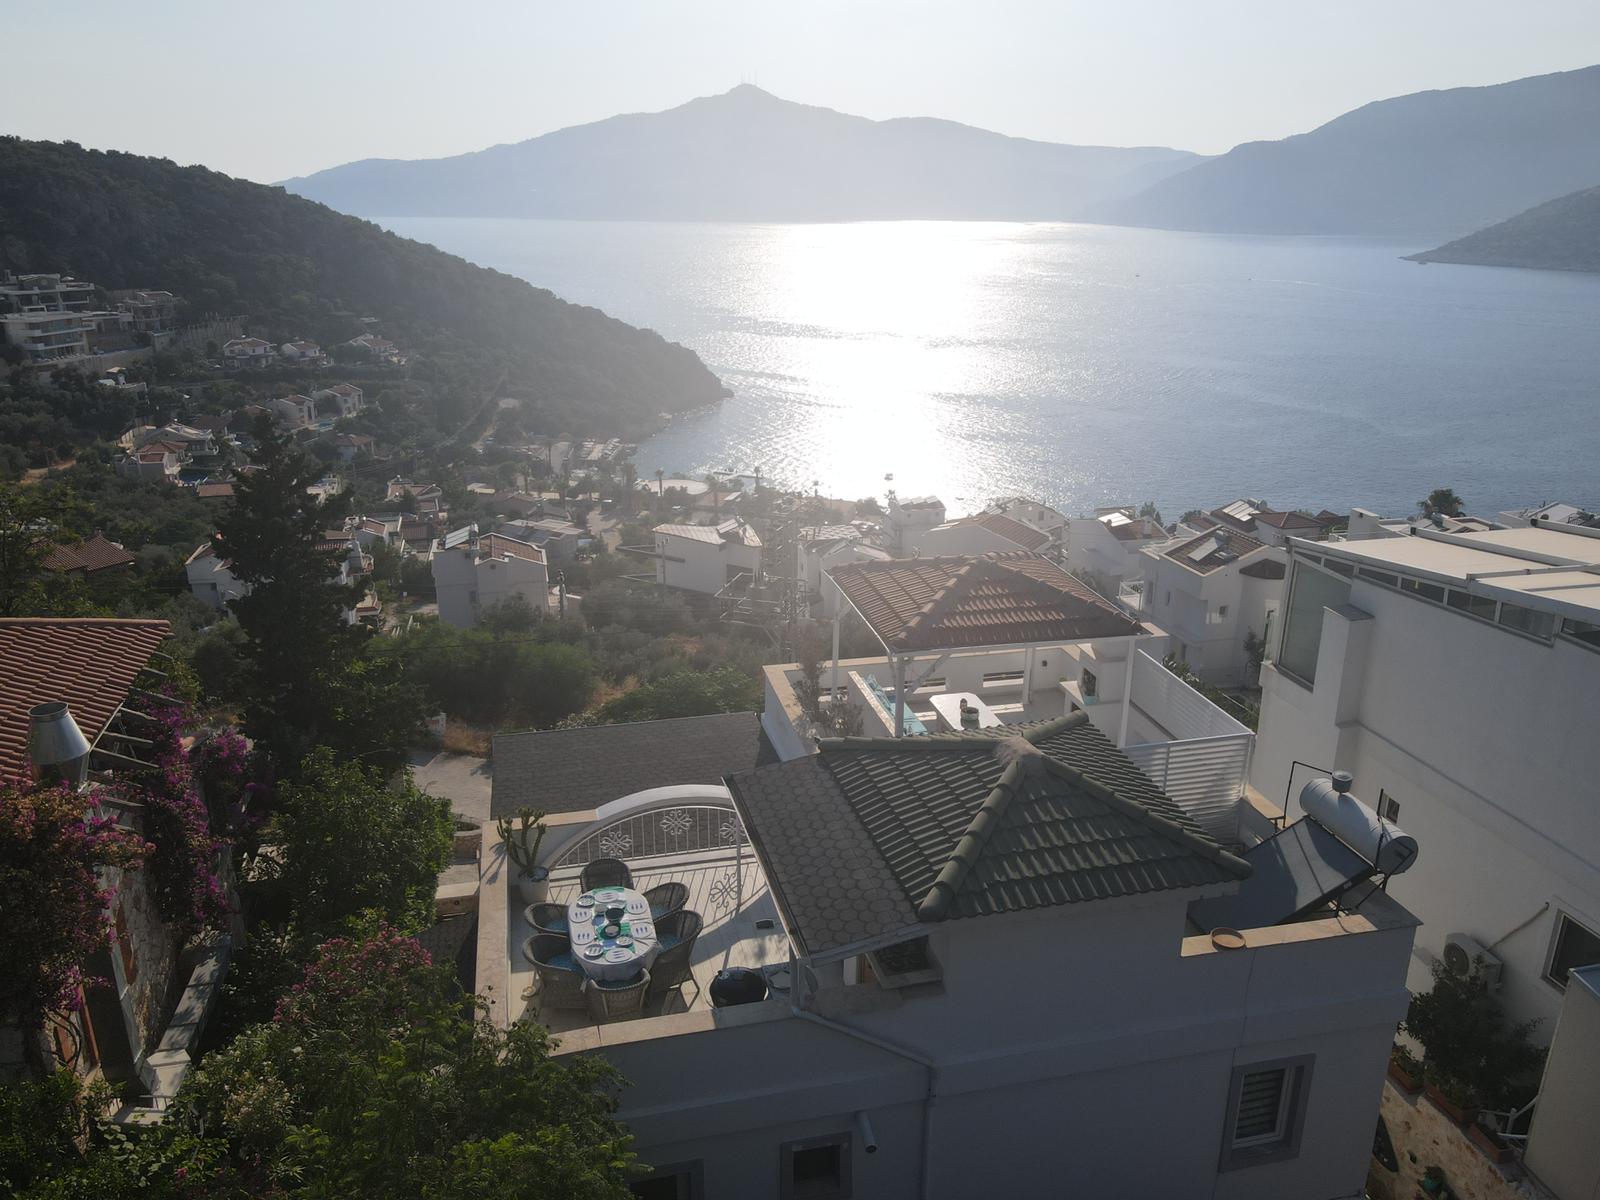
[
  {"left": 1400, "top": 577, "right": 1446, "bottom": 603},
  {"left": 1218, "top": 604, "right": 1229, "bottom": 617},
  {"left": 1497, "top": 602, "right": 1556, "bottom": 641},
  {"left": 1220, "top": 1056, "right": 1314, "bottom": 1170},
  {"left": 1545, "top": 913, "right": 1600, "bottom": 990},
  {"left": 1277, "top": 563, "right": 1351, "bottom": 686},
  {"left": 630, "top": 1162, "right": 703, "bottom": 1200},
  {"left": 1165, "top": 590, "right": 1171, "bottom": 607},
  {"left": 1377, "top": 790, "right": 1400, "bottom": 823},
  {"left": 1562, "top": 618, "right": 1600, "bottom": 650},
  {"left": 1356, "top": 566, "right": 1399, "bottom": 588},
  {"left": 780, "top": 1134, "right": 851, "bottom": 1199},
  {"left": 1446, "top": 589, "right": 1497, "bottom": 621}
]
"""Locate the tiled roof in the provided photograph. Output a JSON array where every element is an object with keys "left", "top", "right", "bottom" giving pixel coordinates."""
[
  {"left": 726, "top": 714, "right": 1248, "bottom": 956},
  {"left": 1239, "top": 558, "right": 1286, "bottom": 580},
  {"left": 41, "top": 532, "right": 135, "bottom": 574},
  {"left": 654, "top": 518, "right": 762, "bottom": 548},
  {"left": 1162, "top": 529, "right": 1267, "bottom": 575},
  {"left": 1107, "top": 517, "right": 1166, "bottom": 542},
  {"left": 828, "top": 552, "right": 1141, "bottom": 652},
  {"left": 478, "top": 534, "right": 544, "bottom": 565},
  {"left": 195, "top": 483, "right": 235, "bottom": 500},
  {"left": 951, "top": 511, "right": 1051, "bottom": 551},
  {"left": 491, "top": 711, "right": 776, "bottom": 818},
  {"left": 1253, "top": 510, "right": 1324, "bottom": 530},
  {"left": 0, "top": 618, "right": 169, "bottom": 783}
]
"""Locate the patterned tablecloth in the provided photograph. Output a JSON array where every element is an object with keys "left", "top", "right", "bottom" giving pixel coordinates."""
[{"left": 567, "top": 885, "right": 660, "bottom": 982}]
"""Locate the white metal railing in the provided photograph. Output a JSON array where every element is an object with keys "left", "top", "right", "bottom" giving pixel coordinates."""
[{"left": 553, "top": 802, "right": 747, "bottom": 868}]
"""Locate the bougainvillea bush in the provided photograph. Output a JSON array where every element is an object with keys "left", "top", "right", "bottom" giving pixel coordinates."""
[{"left": 0, "top": 784, "right": 148, "bottom": 1026}]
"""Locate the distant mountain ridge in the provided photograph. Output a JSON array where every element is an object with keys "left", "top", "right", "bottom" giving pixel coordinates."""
[
  {"left": 1090, "top": 65, "right": 1600, "bottom": 239},
  {"left": 1407, "top": 184, "right": 1600, "bottom": 273},
  {"left": 282, "top": 85, "right": 1203, "bottom": 222}
]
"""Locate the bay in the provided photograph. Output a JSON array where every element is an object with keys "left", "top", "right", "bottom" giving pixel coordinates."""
[{"left": 383, "top": 217, "right": 1600, "bottom": 519}]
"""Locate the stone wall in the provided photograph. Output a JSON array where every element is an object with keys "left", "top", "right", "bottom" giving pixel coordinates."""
[
  {"left": 1369, "top": 1080, "right": 1548, "bottom": 1200},
  {"left": 112, "top": 860, "right": 180, "bottom": 1057}
]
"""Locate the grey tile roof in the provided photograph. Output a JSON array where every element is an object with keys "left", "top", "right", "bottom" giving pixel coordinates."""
[
  {"left": 491, "top": 712, "right": 774, "bottom": 818},
  {"left": 726, "top": 714, "right": 1248, "bottom": 955}
]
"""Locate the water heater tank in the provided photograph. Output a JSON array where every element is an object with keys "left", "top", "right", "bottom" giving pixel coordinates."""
[{"left": 1300, "top": 773, "right": 1418, "bottom": 875}]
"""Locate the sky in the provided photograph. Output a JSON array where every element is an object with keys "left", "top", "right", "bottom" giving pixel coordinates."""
[{"left": 9, "top": 0, "right": 1600, "bottom": 183}]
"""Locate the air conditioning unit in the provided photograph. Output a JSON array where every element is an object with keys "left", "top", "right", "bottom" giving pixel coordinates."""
[{"left": 1442, "top": 933, "right": 1504, "bottom": 989}]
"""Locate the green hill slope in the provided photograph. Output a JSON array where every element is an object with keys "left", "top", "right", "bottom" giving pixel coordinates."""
[
  {"left": 1407, "top": 184, "right": 1600, "bottom": 273},
  {"left": 0, "top": 137, "right": 726, "bottom": 435}
]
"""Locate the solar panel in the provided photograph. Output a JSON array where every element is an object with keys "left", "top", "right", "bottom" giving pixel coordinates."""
[
  {"left": 1188, "top": 817, "right": 1373, "bottom": 931},
  {"left": 442, "top": 526, "right": 473, "bottom": 549},
  {"left": 1184, "top": 536, "right": 1221, "bottom": 562}
]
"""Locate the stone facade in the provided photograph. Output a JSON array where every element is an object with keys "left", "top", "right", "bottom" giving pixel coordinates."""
[{"left": 1369, "top": 1080, "right": 1548, "bottom": 1200}]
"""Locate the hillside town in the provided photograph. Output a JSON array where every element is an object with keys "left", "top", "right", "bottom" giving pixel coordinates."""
[{"left": 4, "top": 257, "right": 1598, "bottom": 1197}]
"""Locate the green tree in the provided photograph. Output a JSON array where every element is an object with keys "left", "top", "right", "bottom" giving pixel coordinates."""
[
  {"left": 591, "top": 665, "right": 760, "bottom": 724},
  {"left": 268, "top": 749, "right": 454, "bottom": 936},
  {"left": 0, "top": 480, "right": 83, "bottom": 616},
  {"left": 179, "top": 928, "right": 634, "bottom": 1199},
  {"left": 1421, "top": 487, "right": 1465, "bottom": 517},
  {"left": 215, "top": 421, "right": 367, "bottom": 769},
  {"left": 1403, "top": 959, "right": 1544, "bottom": 1109}
]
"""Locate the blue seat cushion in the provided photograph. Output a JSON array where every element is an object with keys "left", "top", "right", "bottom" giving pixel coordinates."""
[
  {"left": 657, "top": 933, "right": 681, "bottom": 950},
  {"left": 594, "top": 972, "right": 645, "bottom": 990},
  {"left": 540, "top": 915, "right": 569, "bottom": 933},
  {"left": 542, "top": 952, "right": 579, "bottom": 973}
]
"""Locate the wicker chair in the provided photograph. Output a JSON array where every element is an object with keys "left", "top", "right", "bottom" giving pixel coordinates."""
[
  {"left": 646, "top": 909, "right": 704, "bottom": 1010},
  {"left": 583, "top": 970, "right": 651, "bottom": 1024},
  {"left": 643, "top": 881, "right": 689, "bottom": 920},
  {"left": 524, "top": 903, "right": 568, "bottom": 937},
  {"left": 522, "top": 933, "right": 586, "bottom": 1015},
  {"left": 580, "top": 857, "right": 633, "bottom": 891}
]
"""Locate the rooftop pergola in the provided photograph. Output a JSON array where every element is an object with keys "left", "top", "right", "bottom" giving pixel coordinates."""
[{"left": 823, "top": 552, "right": 1146, "bottom": 736}]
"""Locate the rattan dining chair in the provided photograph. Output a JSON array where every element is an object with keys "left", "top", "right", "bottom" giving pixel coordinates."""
[
  {"left": 525, "top": 902, "right": 568, "bottom": 937},
  {"left": 580, "top": 857, "right": 633, "bottom": 891},
  {"left": 646, "top": 909, "right": 703, "bottom": 1010},
  {"left": 522, "top": 933, "right": 586, "bottom": 1015},
  {"left": 583, "top": 970, "right": 651, "bottom": 1023},
  {"left": 643, "top": 881, "right": 689, "bottom": 920}
]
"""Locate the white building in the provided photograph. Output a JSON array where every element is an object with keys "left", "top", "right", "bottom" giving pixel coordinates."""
[
  {"left": 430, "top": 528, "right": 550, "bottom": 629},
  {"left": 222, "top": 336, "right": 277, "bottom": 368},
  {"left": 1252, "top": 521, "right": 1600, "bottom": 1035},
  {"left": 1064, "top": 508, "right": 1170, "bottom": 592},
  {"left": 911, "top": 510, "right": 1051, "bottom": 558},
  {"left": 1496, "top": 500, "right": 1600, "bottom": 531},
  {"left": 117, "top": 441, "right": 187, "bottom": 484},
  {"left": 313, "top": 382, "right": 364, "bottom": 418},
  {"left": 885, "top": 495, "right": 945, "bottom": 554},
  {"left": 269, "top": 394, "right": 318, "bottom": 429},
  {"left": 497, "top": 517, "right": 585, "bottom": 564},
  {"left": 184, "top": 544, "right": 249, "bottom": 609},
  {"left": 1134, "top": 528, "right": 1285, "bottom": 687},
  {"left": 279, "top": 340, "right": 324, "bottom": 363},
  {"left": 496, "top": 668, "right": 1418, "bottom": 1200},
  {"left": 986, "top": 495, "right": 1067, "bottom": 547},
  {"left": 653, "top": 518, "right": 763, "bottom": 595}
]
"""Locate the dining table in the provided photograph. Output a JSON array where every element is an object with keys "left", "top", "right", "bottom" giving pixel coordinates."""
[{"left": 566, "top": 884, "right": 660, "bottom": 982}]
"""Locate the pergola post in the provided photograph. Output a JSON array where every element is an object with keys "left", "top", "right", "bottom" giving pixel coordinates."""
[
  {"left": 831, "top": 608, "right": 842, "bottom": 699},
  {"left": 893, "top": 655, "right": 907, "bottom": 739},
  {"left": 1118, "top": 638, "right": 1136, "bottom": 747}
]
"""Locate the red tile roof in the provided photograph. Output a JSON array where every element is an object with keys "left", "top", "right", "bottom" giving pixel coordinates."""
[
  {"left": 41, "top": 532, "right": 136, "bottom": 574},
  {"left": 1253, "top": 509, "right": 1324, "bottom": 530},
  {"left": 0, "top": 618, "right": 169, "bottom": 784},
  {"left": 954, "top": 511, "right": 1051, "bottom": 551},
  {"left": 195, "top": 482, "right": 235, "bottom": 499},
  {"left": 1162, "top": 529, "right": 1267, "bottom": 575},
  {"left": 478, "top": 534, "right": 545, "bottom": 565},
  {"left": 828, "top": 552, "right": 1141, "bottom": 652}
]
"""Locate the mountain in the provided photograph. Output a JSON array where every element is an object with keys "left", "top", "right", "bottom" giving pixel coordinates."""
[
  {"left": 1093, "top": 65, "right": 1600, "bottom": 239},
  {"left": 0, "top": 137, "right": 725, "bottom": 436},
  {"left": 281, "top": 85, "right": 1202, "bottom": 222},
  {"left": 1407, "top": 184, "right": 1600, "bottom": 273}
]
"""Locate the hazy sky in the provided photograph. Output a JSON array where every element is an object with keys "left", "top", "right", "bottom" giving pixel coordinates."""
[{"left": 10, "top": 0, "right": 1600, "bottom": 183}]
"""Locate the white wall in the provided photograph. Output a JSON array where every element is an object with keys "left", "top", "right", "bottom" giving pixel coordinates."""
[
  {"left": 1141, "top": 551, "right": 1284, "bottom": 687},
  {"left": 431, "top": 547, "right": 549, "bottom": 629},
  {"left": 657, "top": 533, "right": 761, "bottom": 595},
  {"left": 1252, "top": 572, "right": 1600, "bottom": 1033},
  {"left": 581, "top": 890, "right": 1415, "bottom": 1200}
]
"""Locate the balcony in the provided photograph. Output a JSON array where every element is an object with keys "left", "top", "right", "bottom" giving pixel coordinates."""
[{"left": 763, "top": 643, "right": 1254, "bottom": 843}]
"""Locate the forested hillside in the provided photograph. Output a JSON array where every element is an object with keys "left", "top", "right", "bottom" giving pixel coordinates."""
[
  {"left": 0, "top": 137, "right": 726, "bottom": 434},
  {"left": 1407, "top": 184, "right": 1600, "bottom": 273}
]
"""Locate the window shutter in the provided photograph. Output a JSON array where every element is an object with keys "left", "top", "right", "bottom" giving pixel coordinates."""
[{"left": 1235, "top": 1069, "right": 1286, "bottom": 1141}]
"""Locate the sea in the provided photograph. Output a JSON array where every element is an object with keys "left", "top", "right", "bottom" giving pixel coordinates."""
[{"left": 382, "top": 217, "right": 1600, "bottom": 520}]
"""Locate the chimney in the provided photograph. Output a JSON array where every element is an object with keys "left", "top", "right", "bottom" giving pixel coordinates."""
[{"left": 28, "top": 702, "right": 92, "bottom": 790}]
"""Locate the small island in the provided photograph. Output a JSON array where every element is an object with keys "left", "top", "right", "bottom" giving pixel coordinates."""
[{"left": 1408, "top": 183, "right": 1600, "bottom": 274}]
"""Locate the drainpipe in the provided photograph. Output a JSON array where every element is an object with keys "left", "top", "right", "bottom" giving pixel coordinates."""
[
  {"left": 831, "top": 609, "right": 842, "bottom": 699},
  {"left": 789, "top": 988, "right": 938, "bottom": 1199}
]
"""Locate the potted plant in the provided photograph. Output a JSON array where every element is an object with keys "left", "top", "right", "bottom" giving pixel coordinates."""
[
  {"left": 1387, "top": 1043, "right": 1423, "bottom": 1094},
  {"left": 1467, "top": 1121, "right": 1516, "bottom": 1165},
  {"left": 495, "top": 807, "right": 549, "bottom": 903},
  {"left": 1420, "top": 1165, "right": 1447, "bottom": 1195},
  {"left": 1422, "top": 1068, "right": 1479, "bottom": 1126}
]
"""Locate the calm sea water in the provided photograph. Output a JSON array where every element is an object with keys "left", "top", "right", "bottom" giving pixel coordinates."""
[{"left": 384, "top": 217, "right": 1600, "bottom": 519}]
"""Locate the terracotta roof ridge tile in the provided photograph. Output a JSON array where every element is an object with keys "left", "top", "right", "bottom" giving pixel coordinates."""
[{"left": 0, "top": 616, "right": 170, "bottom": 629}]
